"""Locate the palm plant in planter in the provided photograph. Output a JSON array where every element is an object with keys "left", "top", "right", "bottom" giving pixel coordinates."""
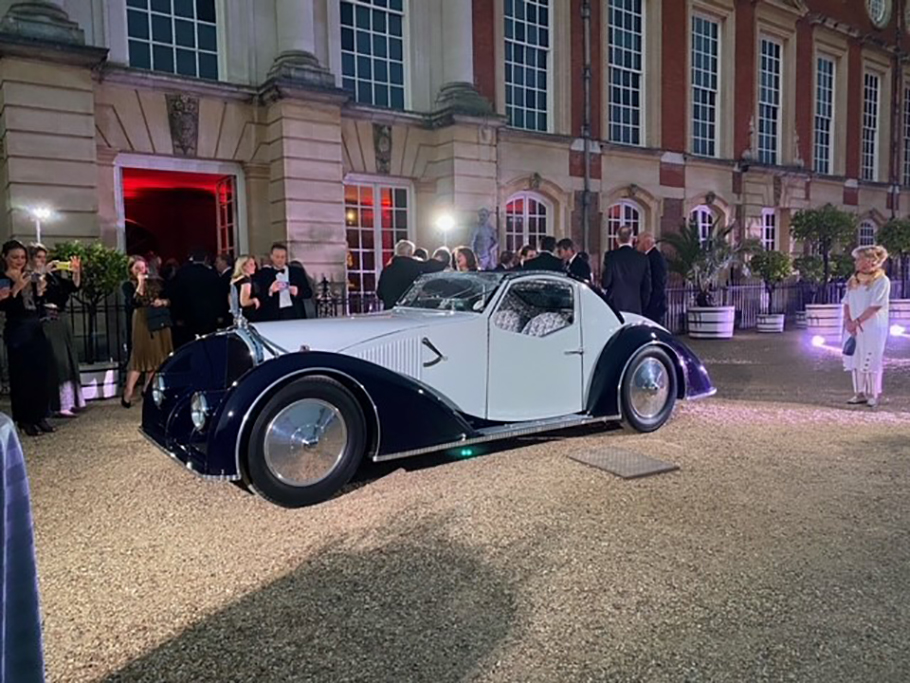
[
  {"left": 748, "top": 250, "right": 792, "bottom": 333},
  {"left": 662, "top": 215, "right": 760, "bottom": 339},
  {"left": 51, "top": 242, "right": 129, "bottom": 400},
  {"left": 791, "top": 204, "right": 856, "bottom": 340},
  {"left": 878, "top": 218, "right": 910, "bottom": 328}
]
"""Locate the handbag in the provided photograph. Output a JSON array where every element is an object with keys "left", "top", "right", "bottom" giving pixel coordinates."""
[
  {"left": 146, "top": 305, "right": 172, "bottom": 333},
  {"left": 842, "top": 335, "right": 856, "bottom": 356}
]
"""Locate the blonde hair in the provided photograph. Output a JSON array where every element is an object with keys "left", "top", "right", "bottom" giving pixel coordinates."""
[
  {"left": 848, "top": 245, "right": 889, "bottom": 289},
  {"left": 127, "top": 255, "right": 147, "bottom": 283},
  {"left": 231, "top": 255, "right": 257, "bottom": 284}
]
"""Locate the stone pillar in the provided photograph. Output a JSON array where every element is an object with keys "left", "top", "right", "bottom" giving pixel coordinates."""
[
  {"left": 267, "top": 0, "right": 334, "bottom": 88},
  {"left": 0, "top": 1, "right": 85, "bottom": 44},
  {"left": 434, "top": 0, "right": 493, "bottom": 117}
]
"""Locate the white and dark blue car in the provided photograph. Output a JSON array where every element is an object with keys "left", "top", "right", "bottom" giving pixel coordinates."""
[{"left": 141, "top": 271, "right": 714, "bottom": 508}]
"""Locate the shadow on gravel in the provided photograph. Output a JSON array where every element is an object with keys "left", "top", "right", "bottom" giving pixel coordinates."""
[{"left": 102, "top": 520, "right": 518, "bottom": 683}]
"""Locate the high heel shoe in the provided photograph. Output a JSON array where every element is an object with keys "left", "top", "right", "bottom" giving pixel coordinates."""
[
  {"left": 19, "top": 423, "right": 41, "bottom": 437},
  {"left": 36, "top": 419, "right": 55, "bottom": 434},
  {"left": 121, "top": 397, "right": 132, "bottom": 409}
]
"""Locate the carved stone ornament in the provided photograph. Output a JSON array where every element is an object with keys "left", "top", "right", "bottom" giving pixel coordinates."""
[
  {"left": 166, "top": 94, "right": 200, "bottom": 157},
  {"left": 529, "top": 172, "right": 542, "bottom": 190},
  {"left": 628, "top": 183, "right": 639, "bottom": 198},
  {"left": 373, "top": 124, "right": 392, "bottom": 174},
  {"left": 705, "top": 191, "right": 716, "bottom": 206}
]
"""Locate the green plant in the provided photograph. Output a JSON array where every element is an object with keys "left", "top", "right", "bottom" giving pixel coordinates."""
[
  {"left": 748, "top": 250, "right": 792, "bottom": 314},
  {"left": 790, "top": 204, "right": 856, "bottom": 296},
  {"left": 793, "top": 254, "right": 824, "bottom": 284},
  {"left": 662, "top": 215, "right": 761, "bottom": 307},
  {"left": 878, "top": 218, "right": 910, "bottom": 290},
  {"left": 51, "top": 241, "right": 129, "bottom": 364}
]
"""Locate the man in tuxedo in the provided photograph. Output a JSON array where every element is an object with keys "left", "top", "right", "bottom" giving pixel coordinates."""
[
  {"left": 637, "top": 232, "right": 668, "bottom": 325},
  {"left": 255, "top": 242, "right": 313, "bottom": 321},
  {"left": 601, "top": 226, "right": 651, "bottom": 315},
  {"left": 522, "top": 236, "right": 565, "bottom": 272},
  {"left": 168, "top": 249, "right": 224, "bottom": 347},
  {"left": 377, "top": 240, "right": 437, "bottom": 309},
  {"left": 214, "top": 252, "right": 233, "bottom": 327},
  {"left": 557, "top": 238, "right": 592, "bottom": 281}
]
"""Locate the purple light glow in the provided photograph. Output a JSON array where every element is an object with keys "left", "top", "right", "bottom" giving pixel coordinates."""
[
  {"left": 811, "top": 335, "right": 826, "bottom": 348},
  {"left": 891, "top": 324, "right": 906, "bottom": 337}
]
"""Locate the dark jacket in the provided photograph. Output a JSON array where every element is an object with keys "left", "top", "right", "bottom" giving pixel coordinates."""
[
  {"left": 377, "top": 256, "right": 434, "bottom": 309},
  {"left": 255, "top": 265, "right": 314, "bottom": 321},
  {"left": 601, "top": 245, "right": 652, "bottom": 315},
  {"left": 522, "top": 252, "right": 565, "bottom": 273},
  {"left": 168, "top": 262, "right": 224, "bottom": 345},
  {"left": 643, "top": 247, "right": 668, "bottom": 323},
  {"left": 567, "top": 254, "right": 592, "bottom": 282}
]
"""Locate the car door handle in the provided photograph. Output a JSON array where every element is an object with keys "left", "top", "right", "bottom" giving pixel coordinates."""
[
  {"left": 564, "top": 348, "right": 584, "bottom": 356},
  {"left": 422, "top": 338, "right": 447, "bottom": 367}
]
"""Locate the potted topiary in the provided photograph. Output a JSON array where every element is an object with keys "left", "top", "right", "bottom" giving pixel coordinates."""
[
  {"left": 749, "top": 249, "right": 792, "bottom": 333},
  {"left": 663, "top": 215, "right": 761, "bottom": 339},
  {"left": 51, "top": 241, "right": 129, "bottom": 400},
  {"left": 791, "top": 204, "right": 857, "bottom": 341},
  {"left": 878, "top": 218, "right": 910, "bottom": 328}
]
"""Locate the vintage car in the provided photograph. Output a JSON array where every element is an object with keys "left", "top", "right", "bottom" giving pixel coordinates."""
[{"left": 141, "top": 271, "right": 714, "bottom": 508}]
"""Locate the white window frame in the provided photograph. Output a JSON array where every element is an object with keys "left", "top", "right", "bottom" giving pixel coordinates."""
[
  {"left": 607, "top": 0, "right": 645, "bottom": 147},
  {"left": 504, "top": 191, "right": 552, "bottom": 252},
  {"left": 761, "top": 209, "right": 777, "bottom": 251},
  {"left": 858, "top": 219, "right": 877, "bottom": 247},
  {"left": 343, "top": 175, "right": 414, "bottom": 293},
  {"left": 862, "top": 71, "right": 881, "bottom": 182},
  {"left": 814, "top": 55, "right": 835, "bottom": 176},
  {"left": 691, "top": 205, "right": 716, "bottom": 245},
  {"left": 339, "top": 0, "right": 410, "bottom": 110},
  {"left": 758, "top": 36, "right": 782, "bottom": 165},
  {"left": 604, "top": 200, "right": 642, "bottom": 252},
  {"left": 691, "top": 13, "right": 720, "bottom": 158},
  {"left": 504, "top": 0, "right": 553, "bottom": 133}
]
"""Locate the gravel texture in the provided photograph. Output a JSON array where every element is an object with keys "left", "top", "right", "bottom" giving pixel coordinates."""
[{"left": 20, "top": 331, "right": 910, "bottom": 683}]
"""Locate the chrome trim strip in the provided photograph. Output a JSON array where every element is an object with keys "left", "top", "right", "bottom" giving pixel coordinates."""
[
  {"left": 687, "top": 386, "right": 717, "bottom": 401},
  {"left": 372, "top": 413, "right": 620, "bottom": 462},
  {"left": 233, "top": 367, "right": 381, "bottom": 477},
  {"left": 139, "top": 428, "right": 241, "bottom": 482}
]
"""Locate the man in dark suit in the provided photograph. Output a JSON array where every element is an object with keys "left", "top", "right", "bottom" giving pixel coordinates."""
[
  {"left": 214, "top": 252, "right": 233, "bottom": 327},
  {"left": 377, "top": 240, "right": 437, "bottom": 309},
  {"left": 601, "top": 226, "right": 651, "bottom": 315},
  {"left": 557, "top": 238, "right": 592, "bottom": 281},
  {"left": 522, "top": 236, "right": 565, "bottom": 272},
  {"left": 255, "top": 242, "right": 314, "bottom": 321},
  {"left": 637, "top": 232, "right": 668, "bottom": 325},
  {"left": 168, "top": 249, "right": 224, "bottom": 348}
]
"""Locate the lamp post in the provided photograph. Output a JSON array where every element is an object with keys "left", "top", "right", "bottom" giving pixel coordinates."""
[
  {"left": 31, "top": 207, "right": 51, "bottom": 243},
  {"left": 436, "top": 213, "right": 455, "bottom": 247}
]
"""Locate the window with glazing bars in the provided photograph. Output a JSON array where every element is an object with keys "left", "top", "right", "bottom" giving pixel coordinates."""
[
  {"left": 691, "top": 15, "right": 719, "bottom": 157},
  {"left": 126, "top": 0, "right": 218, "bottom": 79},
  {"left": 505, "top": 0, "right": 550, "bottom": 132},
  {"left": 862, "top": 72, "right": 880, "bottom": 182},
  {"left": 341, "top": 0, "right": 406, "bottom": 109},
  {"left": 758, "top": 38, "right": 782, "bottom": 165},
  {"left": 608, "top": 0, "right": 643, "bottom": 146},
  {"left": 814, "top": 57, "right": 835, "bottom": 175},
  {"left": 761, "top": 211, "right": 776, "bottom": 251}
]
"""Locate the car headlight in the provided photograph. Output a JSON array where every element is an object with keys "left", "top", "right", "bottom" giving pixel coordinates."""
[
  {"left": 152, "top": 374, "right": 166, "bottom": 407},
  {"left": 190, "top": 392, "right": 210, "bottom": 431}
]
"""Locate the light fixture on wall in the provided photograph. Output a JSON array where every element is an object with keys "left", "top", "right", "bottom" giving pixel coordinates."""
[
  {"left": 30, "top": 207, "right": 52, "bottom": 243},
  {"left": 435, "top": 213, "right": 455, "bottom": 247}
]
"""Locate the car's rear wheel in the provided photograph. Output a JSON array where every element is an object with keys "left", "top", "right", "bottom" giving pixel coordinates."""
[
  {"left": 621, "top": 347, "right": 677, "bottom": 433},
  {"left": 245, "top": 376, "right": 367, "bottom": 508}
]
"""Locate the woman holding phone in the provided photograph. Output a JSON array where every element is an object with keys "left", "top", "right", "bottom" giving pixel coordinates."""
[{"left": 0, "top": 240, "right": 53, "bottom": 436}]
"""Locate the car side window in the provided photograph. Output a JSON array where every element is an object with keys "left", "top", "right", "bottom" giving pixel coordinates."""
[{"left": 492, "top": 281, "right": 575, "bottom": 337}]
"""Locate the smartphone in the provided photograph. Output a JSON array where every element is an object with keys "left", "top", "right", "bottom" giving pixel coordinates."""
[
  {"left": 0, "top": 278, "right": 10, "bottom": 291},
  {"left": 278, "top": 280, "right": 290, "bottom": 291},
  {"left": 54, "top": 260, "right": 73, "bottom": 272}
]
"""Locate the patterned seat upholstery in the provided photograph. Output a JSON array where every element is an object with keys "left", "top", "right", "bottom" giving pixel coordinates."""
[
  {"left": 492, "top": 309, "right": 525, "bottom": 333},
  {"left": 522, "top": 311, "right": 570, "bottom": 337}
]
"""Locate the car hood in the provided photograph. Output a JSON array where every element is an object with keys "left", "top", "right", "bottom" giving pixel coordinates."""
[{"left": 252, "top": 308, "right": 478, "bottom": 353}]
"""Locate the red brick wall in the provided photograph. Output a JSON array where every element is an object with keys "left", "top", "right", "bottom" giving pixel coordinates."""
[
  {"left": 661, "top": 0, "right": 687, "bottom": 152},
  {"left": 472, "top": 0, "right": 496, "bottom": 106},
  {"left": 845, "top": 39, "right": 862, "bottom": 179},
  {"left": 733, "top": 0, "right": 756, "bottom": 159},
  {"left": 571, "top": 0, "right": 602, "bottom": 139},
  {"left": 795, "top": 17, "right": 814, "bottom": 169}
]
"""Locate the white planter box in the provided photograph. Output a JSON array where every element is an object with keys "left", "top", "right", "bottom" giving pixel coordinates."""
[
  {"left": 794, "top": 311, "right": 808, "bottom": 329},
  {"left": 804, "top": 303, "right": 843, "bottom": 342},
  {"left": 687, "top": 306, "right": 735, "bottom": 339},
  {"left": 80, "top": 362, "right": 119, "bottom": 401},
  {"left": 757, "top": 313, "right": 785, "bottom": 333},
  {"left": 891, "top": 299, "right": 910, "bottom": 326}
]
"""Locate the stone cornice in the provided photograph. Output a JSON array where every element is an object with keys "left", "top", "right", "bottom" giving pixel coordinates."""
[
  {"left": 96, "top": 64, "right": 257, "bottom": 101},
  {"left": 258, "top": 77, "right": 350, "bottom": 107},
  {"left": 0, "top": 34, "right": 107, "bottom": 68}
]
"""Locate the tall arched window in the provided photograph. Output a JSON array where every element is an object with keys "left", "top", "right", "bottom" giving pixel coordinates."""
[
  {"left": 505, "top": 192, "right": 550, "bottom": 252},
  {"left": 605, "top": 200, "right": 642, "bottom": 251},
  {"left": 690, "top": 205, "right": 717, "bottom": 244},
  {"left": 858, "top": 220, "right": 877, "bottom": 247}
]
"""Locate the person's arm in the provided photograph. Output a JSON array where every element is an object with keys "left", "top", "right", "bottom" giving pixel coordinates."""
[
  {"left": 239, "top": 282, "right": 259, "bottom": 309},
  {"left": 844, "top": 302, "right": 855, "bottom": 334},
  {"left": 641, "top": 259, "right": 652, "bottom": 310},
  {"left": 854, "top": 278, "right": 891, "bottom": 331},
  {"left": 654, "top": 254, "right": 668, "bottom": 298},
  {"left": 601, "top": 255, "right": 612, "bottom": 292}
]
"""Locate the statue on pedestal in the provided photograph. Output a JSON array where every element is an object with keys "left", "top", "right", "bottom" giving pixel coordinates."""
[{"left": 470, "top": 208, "right": 499, "bottom": 271}]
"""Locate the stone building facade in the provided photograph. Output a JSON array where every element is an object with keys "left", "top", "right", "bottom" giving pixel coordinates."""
[{"left": 0, "top": 0, "right": 907, "bottom": 289}]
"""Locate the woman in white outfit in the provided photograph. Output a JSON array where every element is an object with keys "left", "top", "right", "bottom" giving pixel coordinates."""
[{"left": 842, "top": 245, "right": 891, "bottom": 407}]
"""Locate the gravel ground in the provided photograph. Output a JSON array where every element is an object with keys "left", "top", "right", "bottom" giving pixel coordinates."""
[{"left": 21, "top": 331, "right": 910, "bottom": 683}]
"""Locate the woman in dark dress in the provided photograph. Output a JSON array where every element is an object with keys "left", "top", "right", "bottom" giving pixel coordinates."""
[
  {"left": 230, "top": 255, "right": 261, "bottom": 321},
  {"left": 0, "top": 240, "right": 54, "bottom": 436}
]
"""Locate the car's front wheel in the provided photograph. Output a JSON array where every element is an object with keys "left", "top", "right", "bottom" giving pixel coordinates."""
[
  {"left": 620, "top": 346, "right": 677, "bottom": 433},
  {"left": 245, "top": 376, "right": 367, "bottom": 508}
]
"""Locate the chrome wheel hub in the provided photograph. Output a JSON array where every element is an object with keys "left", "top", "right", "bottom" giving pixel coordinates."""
[
  {"left": 629, "top": 358, "right": 670, "bottom": 419},
  {"left": 263, "top": 399, "right": 348, "bottom": 487}
]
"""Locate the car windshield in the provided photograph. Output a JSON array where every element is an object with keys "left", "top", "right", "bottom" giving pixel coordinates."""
[{"left": 398, "top": 272, "right": 505, "bottom": 313}]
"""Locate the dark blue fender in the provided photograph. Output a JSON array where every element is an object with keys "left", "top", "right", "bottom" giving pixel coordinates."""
[
  {"left": 586, "top": 323, "right": 714, "bottom": 417},
  {"left": 206, "top": 351, "right": 480, "bottom": 478}
]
